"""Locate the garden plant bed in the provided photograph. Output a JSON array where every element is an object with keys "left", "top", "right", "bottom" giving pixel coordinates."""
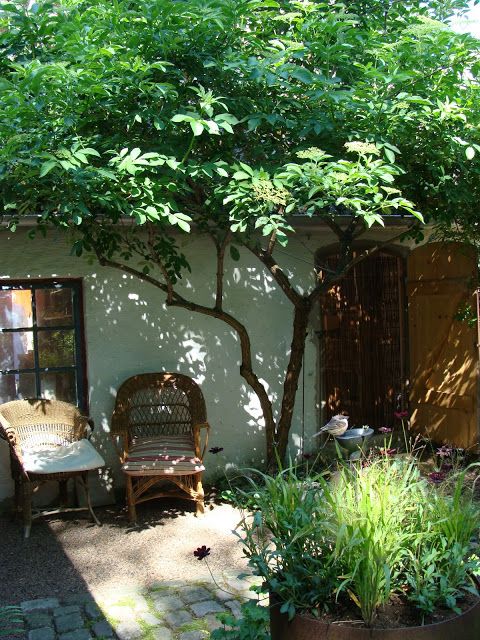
[
  {"left": 270, "top": 588, "right": 480, "bottom": 640},
  {"left": 293, "top": 589, "right": 479, "bottom": 629}
]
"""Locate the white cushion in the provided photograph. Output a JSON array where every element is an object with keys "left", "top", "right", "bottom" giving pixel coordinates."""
[{"left": 22, "top": 439, "right": 105, "bottom": 474}]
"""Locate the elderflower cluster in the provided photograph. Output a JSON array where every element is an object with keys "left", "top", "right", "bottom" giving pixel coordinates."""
[
  {"left": 296, "top": 147, "right": 326, "bottom": 160},
  {"left": 382, "top": 186, "right": 401, "bottom": 195},
  {"left": 252, "top": 180, "right": 289, "bottom": 206},
  {"left": 344, "top": 141, "right": 380, "bottom": 156},
  {"left": 403, "top": 16, "right": 448, "bottom": 39}
]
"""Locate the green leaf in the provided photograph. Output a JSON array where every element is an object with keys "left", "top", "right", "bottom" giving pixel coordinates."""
[
  {"left": 384, "top": 148, "right": 396, "bottom": 163},
  {"left": 177, "top": 219, "right": 191, "bottom": 232},
  {"left": 247, "top": 117, "right": 262, "bottom": 131},
  {"left": 232, "top": 171, "right": 250, "bottom": 180},
  {"left": 39, "top": 160, "right": 57, "bottom": 177},
  {"left": 82, "top": 148, "right": 101, "bottom": 157},
  {"left": 230, "top": 245, "right": 240, "bottom": 261},
  {"left": 191, "top": 120, "right": 204, "bottom": 136},
  {"left": 218, "top": 121, "right": 233, "bottom": 133},
  {"left": 289, "top": 67, "right": 314, "bottom": 84}
]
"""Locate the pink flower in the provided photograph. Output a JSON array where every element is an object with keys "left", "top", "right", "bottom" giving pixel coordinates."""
[
  {"left": 378, "top": 427, "right": 393, "bottom": 434},
  {"left": 436, "top": 446, "right": 453, "bottom": 458},
  {"left": 394, "top": 411, "right": 409, "bottom": 419},
  {"left": 379, "top": 448, "right": 397, "bottom": 456}
]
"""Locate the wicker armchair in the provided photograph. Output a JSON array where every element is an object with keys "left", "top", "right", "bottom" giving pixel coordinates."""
[
  {"left": 0, "top": 399, "right": 105, "bottom": 538},
  {"left": 111, "top": 372, "right": 210, "bottom": 521}
]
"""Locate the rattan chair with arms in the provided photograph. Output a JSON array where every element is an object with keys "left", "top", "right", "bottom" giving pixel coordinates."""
[
  {"left": 0, "top": 398, "right": 105, "bottom": 538},
  {"left": 111, "top": 372, "right": 210, "bottom": 521}
]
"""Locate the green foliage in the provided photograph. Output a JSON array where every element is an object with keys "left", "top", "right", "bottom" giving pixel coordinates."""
[
  {"left": 405, "top": 467, "right": 480, "bottom": 616},
  {"left": 211, "top": 600, "right": 270, "bottom": 640},
  {"left": 1, "top": 0, "right": 478, "bottom": 264},
  {"left": 235, "top": 458, "right": 480, "bottom": 626}
]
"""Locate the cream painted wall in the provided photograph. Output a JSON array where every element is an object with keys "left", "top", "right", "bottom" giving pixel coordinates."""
[
  {"left": 0, "top": 223, "right": 417, "bottom": 507},
  {"left": 0, "top": 225, "right": 335, "bottom": 506}
]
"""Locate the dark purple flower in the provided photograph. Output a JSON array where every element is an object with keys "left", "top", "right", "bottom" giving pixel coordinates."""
[
  {"left": 209, "top": 447, "right": 224, "bottom": 454},
  {"left": 302, "top": 453, "right": 313, "bottom": 460},
  {"left": 194, "top": 545, "right": 211, "bottom": 560},
  {"left": 378, "top": 427, "right": 393, "bottom": 434},
  {"left": 428, "top": 471, "right": 446, "bottom": 485},
  {"left": 394, "top": 411, "right": 409, "bottom": 419}
]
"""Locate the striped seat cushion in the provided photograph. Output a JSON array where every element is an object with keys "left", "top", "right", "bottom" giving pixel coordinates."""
[{"left": 122, "top": 435, "right": 204, "bottom": 476}]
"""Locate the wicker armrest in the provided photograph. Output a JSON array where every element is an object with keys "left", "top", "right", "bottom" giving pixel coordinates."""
[
  {"left": 110, "top": 425, "right": 129, "bottom": 462},
  {"left": 193, "top": 422, "right": 210, "bottom": 460},
  {"left": 75, "top": 416, "right": 95, "bottom": 440},
  {"left": 0, "top": 413, "right": 24, "bottom": 467}
]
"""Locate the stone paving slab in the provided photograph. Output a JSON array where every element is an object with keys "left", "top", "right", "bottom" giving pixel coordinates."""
[{"left": 7, "top": 575, "right": 261, "bottom": 640}]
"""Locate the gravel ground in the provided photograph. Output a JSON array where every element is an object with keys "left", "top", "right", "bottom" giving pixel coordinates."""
[{"left": 0, "top": 499, "right": 250, "bottom": 605}]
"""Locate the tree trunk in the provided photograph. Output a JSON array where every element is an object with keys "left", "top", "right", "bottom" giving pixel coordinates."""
[{"left": 273, "top": 298, "right": 312, "bottom": 464}]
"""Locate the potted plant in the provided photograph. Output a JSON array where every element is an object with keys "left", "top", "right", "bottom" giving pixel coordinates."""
[{"left": 235, "top": 454, "right": 480, "bottom": 639}]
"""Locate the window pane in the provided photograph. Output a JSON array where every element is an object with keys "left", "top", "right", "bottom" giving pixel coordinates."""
[
  {"left": 38, "top": 330, "right": 75, "bottom": 368},
  {"left": 0, "top": 372, "right": 36, "bottom": 402},
  {"left": 0, "top": 331, "right": 35, "bottom": 371},
  {"left": 40, "top": 371, "right": 76, "bottom": 404},
  {"left": 36, "top": 288, "right": 74, "bottom": 327},
  {"left": 0, "top": 289, "right": 33, "bottom": 329}
]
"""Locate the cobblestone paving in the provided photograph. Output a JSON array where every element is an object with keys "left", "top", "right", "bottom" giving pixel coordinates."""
[{"left": 8, "top": 576, "right": 259, "bottom": 640}]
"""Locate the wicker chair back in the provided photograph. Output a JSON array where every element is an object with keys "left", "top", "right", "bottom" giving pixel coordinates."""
[{"left": 112, "top": 372, "right": 207, "bottom": 439}]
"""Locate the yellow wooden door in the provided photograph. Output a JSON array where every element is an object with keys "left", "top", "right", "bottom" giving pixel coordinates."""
[{"left": 408, "top": 242, "right": 478, "bottom": 449}]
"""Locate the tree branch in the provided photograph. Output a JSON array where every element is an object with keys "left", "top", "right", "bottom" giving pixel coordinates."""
[
  {"left": 267, "top": 230, "right": 277, "bottom": 256},
  {"left": 147, "top": 223, "right": 174, "bottom": 303},
  {"left": 212, "top": 230, "right": 231, "bottom": 310},
  {"left": 320, "top": 215, "right": 344, "bottom": 239},
  {"left": 248, "top": 244, "right": 303, "bottom": 307}
]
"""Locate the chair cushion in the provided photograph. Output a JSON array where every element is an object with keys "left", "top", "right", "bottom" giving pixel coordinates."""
[
  {"left": 22, "top": 439, "right": 105, "bottom": 475},
  {"left": 122, "top": 435, "right": 204, "bottom": 477}
]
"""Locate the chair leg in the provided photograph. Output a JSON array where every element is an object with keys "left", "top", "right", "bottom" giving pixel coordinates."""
[
  {"left": 125, "top": 475, "right": 137, "bottom": 522},
  {"left": 59, "top": 479, "right": 69, "bottom": 508},
  {"left": 80, "top": 473, "right": 101, "bottom": 526},
  {"left": 13, "top": 479, "right": 22, "bottom": 521},
  {"left": 195, "top": 475, "right": 205, "bottom": 516},
  {"left": 23, "top": 482, "right": 32, "bottom": 539}
]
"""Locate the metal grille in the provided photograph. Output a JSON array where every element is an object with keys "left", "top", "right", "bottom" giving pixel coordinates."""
[{"left": 320, "top": 252, "right": 406, "bottom": 429}]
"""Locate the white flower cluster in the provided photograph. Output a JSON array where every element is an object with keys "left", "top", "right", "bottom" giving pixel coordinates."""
[{"left": 344, "top": 141, "right": 380, "bottom": 156}]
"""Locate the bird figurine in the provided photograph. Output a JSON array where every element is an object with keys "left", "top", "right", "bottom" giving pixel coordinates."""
[{"left": 312, "top": 414, "right": 349, "bottom": 438}]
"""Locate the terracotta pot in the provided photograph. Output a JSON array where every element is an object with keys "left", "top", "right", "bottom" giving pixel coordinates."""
[{"left": 269, "top": 593, "right": 480, "bottom": 640}]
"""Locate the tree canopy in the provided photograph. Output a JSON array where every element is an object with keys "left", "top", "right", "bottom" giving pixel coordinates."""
[{"left": 0, "top": 0, "right": 479, "bottom": 461}]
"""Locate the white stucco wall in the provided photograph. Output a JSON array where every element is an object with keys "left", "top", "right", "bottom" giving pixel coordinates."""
[{"left": 0, "top": 225, "right": 335, "bottom": 506}]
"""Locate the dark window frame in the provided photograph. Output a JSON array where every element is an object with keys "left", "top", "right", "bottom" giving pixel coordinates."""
[{"left": 0, "top": 278, "right": 88, "bottom": 412}]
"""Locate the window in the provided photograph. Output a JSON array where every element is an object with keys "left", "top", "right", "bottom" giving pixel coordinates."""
[{"left": 0, "top": 280, "right": 87, "bottom": 410}]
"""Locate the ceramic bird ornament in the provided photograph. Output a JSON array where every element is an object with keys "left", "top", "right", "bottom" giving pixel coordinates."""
[{"left": 313, "top": 414, "right": 349, "bottom": 438}]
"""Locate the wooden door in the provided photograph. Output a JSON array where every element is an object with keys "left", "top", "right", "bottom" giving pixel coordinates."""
[{"left": 408, "top": 242, "right": 479, "bottom": 449}]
